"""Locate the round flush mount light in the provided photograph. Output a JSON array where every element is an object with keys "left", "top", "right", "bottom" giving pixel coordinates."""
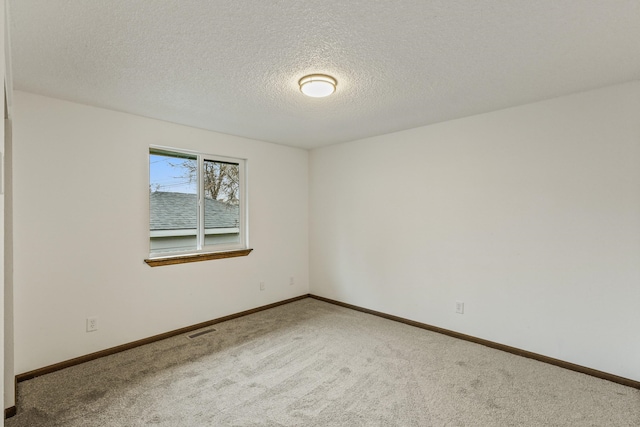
[{"left": 299, "top": 74, "right": 337, "bottom": 98}]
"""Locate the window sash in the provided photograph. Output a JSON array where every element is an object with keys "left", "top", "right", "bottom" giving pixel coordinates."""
[{"left": 149, "top": 146, "right": 247, "bottom": 257}]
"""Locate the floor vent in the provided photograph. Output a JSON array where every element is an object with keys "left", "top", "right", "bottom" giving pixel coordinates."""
[{"left": 187, "top": 328, "right": 216, "bottom": 339}]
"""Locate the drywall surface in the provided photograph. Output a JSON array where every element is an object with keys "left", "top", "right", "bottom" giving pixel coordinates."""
[
  {"left": 4, "top": 119, "right": 14, "bottom": 411},
  {"left": 13, "top": 91, "right": 309, "bottom": 374},
  {"left": 309, "top": 81, "right": 640, "bottom": 381},
  {"left": 2, "top": 0, "right": 8, "bottom": 410}
]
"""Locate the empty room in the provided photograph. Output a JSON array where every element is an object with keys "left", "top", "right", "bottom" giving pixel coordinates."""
[{"left": 1, "top": 1, "right": 639, "bottom": 426}]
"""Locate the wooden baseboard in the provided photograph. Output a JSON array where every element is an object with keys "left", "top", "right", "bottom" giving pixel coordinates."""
[
  {"left": 309, "top": 294, "right": 640, "bottom": 390},
  {"left": 16, "top": 294, "right": 310, "bottom": 383},
  {"left": 4, "top": 406, "right": 16, "bottom": 419}
]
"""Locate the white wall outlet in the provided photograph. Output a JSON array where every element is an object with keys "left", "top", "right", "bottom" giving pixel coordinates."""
[
  {"left": 455, "top": 301, "right": 464, "bottom": 314},
  {"left": 289, "top": 276, "right": 295, "bottom": 286},
  {"left": 260, "top": 281, "right": 265, "bottom": 291},
  {"left": 86, "top": 317, "right": 98, "bottom": 332}
]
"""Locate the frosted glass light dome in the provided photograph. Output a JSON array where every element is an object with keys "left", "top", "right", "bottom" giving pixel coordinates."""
[{"left": 299, "top": 74, "right": 337, "bottom": 98}]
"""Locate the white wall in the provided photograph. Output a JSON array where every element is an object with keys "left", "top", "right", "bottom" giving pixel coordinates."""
[
  {"left": 1, "top": 0, "right": 7, "bottom": 417},
  {"left": 4, "top": 118, "right": 12, "bottom": 413},
  {"left": 309, "top": 81, "right": 640, "bottom": 382},
  {"left": 13, "top": 91, "right": 309, "bottom": 374}
]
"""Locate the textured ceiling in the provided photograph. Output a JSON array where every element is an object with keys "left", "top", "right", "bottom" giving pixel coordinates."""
[{"left": 8, "top": 0, "right": 640, "bottom": 149}]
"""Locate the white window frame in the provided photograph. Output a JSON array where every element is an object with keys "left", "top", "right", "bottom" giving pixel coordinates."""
[{"left": 148, "top": 145, "right": 248, "bottom": 258}]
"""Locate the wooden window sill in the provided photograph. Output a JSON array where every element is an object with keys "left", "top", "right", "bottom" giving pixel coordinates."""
[{"left": 145, "top": 249, "right": 253, "bottom": 267}]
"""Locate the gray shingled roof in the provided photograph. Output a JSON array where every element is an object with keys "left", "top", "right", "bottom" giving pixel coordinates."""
[{"left": 150, "top": 192, "right": 239, "bottom": 230}]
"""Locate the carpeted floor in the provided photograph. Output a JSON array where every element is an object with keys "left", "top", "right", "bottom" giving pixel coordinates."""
[{"left": 6, "top": 298, "right": 640, "bottom": 426}]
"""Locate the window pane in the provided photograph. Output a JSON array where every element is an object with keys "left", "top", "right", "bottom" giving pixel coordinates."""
[
  {"left": 149, "top": 151, "right": 198, "bottom": 253},
  {"left": 203, "top": 159, "right": 240, "bottom": 246}
]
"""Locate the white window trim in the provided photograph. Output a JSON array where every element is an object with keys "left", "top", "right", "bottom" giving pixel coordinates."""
[
  {"left": 148, "top": 145, "right": 248, "bottom": 259},
  {"left": 150, "top": 228, "right": 240, "bottom": 238}
]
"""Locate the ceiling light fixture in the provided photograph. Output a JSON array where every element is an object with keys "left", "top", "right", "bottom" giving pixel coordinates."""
[{"left": 299, "top": 74, "right": 337, "bottom": 98}]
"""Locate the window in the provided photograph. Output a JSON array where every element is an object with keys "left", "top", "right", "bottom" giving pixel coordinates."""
[{"left": 148, "top": 147, "right": 247, "bottom": 259}]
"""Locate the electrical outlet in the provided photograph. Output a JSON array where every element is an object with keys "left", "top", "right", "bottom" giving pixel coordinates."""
[
  {"left": 455, "top": 301, "right": 464, "bottom": 314},
  {"left": 260, "top": 282, "right": 265, "bottom": 291},
  {"left": 86, "top": 317, "right": 98, "bottom": 332},
  {"left": 289, "top": 276, "right": 295, "bottom": 286}
]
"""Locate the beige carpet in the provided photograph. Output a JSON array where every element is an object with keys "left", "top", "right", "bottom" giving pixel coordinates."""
[{"left": 7, "top": 298, "right": 640, "bottom": 426}]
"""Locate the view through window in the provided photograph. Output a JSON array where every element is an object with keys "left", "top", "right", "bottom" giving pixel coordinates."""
[{"left": 149, "top": 148, "right": 245, "bottom": 255}]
